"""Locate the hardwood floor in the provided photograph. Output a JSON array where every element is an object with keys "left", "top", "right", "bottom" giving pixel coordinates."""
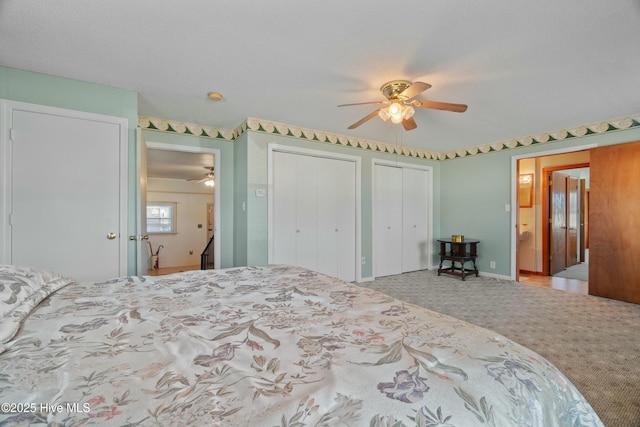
[
  {"left": 147, "top": 265, "right": 200, "bottom": 276},
  {"left": 518, "top": 272, "right": 588, "bottom": 295}
]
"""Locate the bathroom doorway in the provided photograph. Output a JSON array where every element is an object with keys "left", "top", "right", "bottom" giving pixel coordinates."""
[{"left": 514, "top": 148, "right": 591, "bottom": 292}]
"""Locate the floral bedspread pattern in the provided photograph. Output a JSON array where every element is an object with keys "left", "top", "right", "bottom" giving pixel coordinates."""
[{"left": 0, "top": 265, "right": 602, "bottom": 426}]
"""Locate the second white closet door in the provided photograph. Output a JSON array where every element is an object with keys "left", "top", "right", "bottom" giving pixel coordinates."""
[
  {"left": 374, "top": 165, "right": 403, "bottom": 277},
  {"left": 374, "top": 164, "right": 430, "bottom": 277},
  {"left": 402, "top": 167, "right": 430, "bottom": 272},
  {"left": 295, "top": 154, "right": 320, "bottom": 272}
]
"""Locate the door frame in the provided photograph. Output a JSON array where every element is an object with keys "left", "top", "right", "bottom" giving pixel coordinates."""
[
  {"left": 510, "top": 143, "right": 596, "bottom": 280},
  {"left": 543, "top": 165, "right": 588, "bottom": 276},
  {"left": 143, "top": 141, "right": 221, "bottom": 271},
  {"left": 0, "top": 99, "right": 128, "bottom": 275},
  {"left": 267, "top": 143, "right": 362, "bottom": 282},
  {"left": 372, "top": 158, "right": 434, "bottom": 277}
]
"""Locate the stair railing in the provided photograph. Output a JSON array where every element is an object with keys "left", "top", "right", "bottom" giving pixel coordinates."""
[{"left": 200, "top": 235, "right": 215, "bottom": 270}]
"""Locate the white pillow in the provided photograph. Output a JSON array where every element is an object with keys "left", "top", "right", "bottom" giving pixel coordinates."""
[{"left": 0, "top": 265, "right": 74, "bottom": 344}]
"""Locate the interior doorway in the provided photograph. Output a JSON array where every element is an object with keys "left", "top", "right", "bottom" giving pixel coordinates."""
[
  {"left": 512, "top": 144, "right": 594, "bottom": 289},
  {"left": 143, "top": 142, "right": 221, "bottom": 273}
]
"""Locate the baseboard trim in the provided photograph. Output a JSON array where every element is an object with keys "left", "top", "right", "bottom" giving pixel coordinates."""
[{"left": 478, "top": 271, "right": 512, "bottom": 280}]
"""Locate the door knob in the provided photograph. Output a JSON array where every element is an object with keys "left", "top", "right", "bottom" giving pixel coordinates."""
[
  {"left": 129, "top": 234, "right": 149, "bottom": 241},
  {"left": 107, "top": 232, "right": 117, "bottom": 240}
]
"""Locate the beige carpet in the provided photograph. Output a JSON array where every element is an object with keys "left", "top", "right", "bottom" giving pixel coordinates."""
[{"left": 361, "top": 270, "right": 640, "bottom": 427}]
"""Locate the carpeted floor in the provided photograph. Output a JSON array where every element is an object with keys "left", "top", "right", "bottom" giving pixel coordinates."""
[{"left": 361, "top": 270, "right": 640, "bottom": 427}]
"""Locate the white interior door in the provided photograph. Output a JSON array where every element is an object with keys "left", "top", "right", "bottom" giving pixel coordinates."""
[
  {"left": 3, "top": 102, "right": 126, "bottom": 283},
  {"left": 374, "top": 164, "right": 403, "bottom": 277},
  {"left": 136, "top": 127, "right": 149, "bottom": 274},
  {"left": 271, "top": 149, "right": 357, "bottom": 282},
  {"left": 295, "top": 154, "right": 319, "bottom": 272},
  {"left": 402, "top": 167, "right": 429, "bottom": 272},
  {"left": 316, "top": 156, "right": 339, "bottom": 278}
]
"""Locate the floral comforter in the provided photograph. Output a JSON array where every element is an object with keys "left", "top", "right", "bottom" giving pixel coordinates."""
[{"left": 0, "top": 265, "right": 602, "bottom": 426}]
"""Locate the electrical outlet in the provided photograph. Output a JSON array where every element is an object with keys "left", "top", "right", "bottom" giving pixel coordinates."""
[{"left": 490, "top": 261, "right": 496, "bottom": 269}]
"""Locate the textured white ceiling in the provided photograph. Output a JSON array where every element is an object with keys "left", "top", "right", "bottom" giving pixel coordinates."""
[
  {"left": 2, "top": 1, "right": 640, "bottom": 153},
  {"left": 146, "top": 149, "right": 214, "bottom": 181}
]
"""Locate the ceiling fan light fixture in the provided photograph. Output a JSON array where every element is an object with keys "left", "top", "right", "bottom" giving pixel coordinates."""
[
  {"left": 389, "top": 101, "right": 410, "bottom": 124},
  {"left": 390, "top": 113, "right": 404, "bottom": 124},
  {"left": 340, "top": 79, "right": 467, "bottom": 131},
  {"left": 205, "top": 179, "right": 215, "bottom": 187},
  {"left": 388, "top": 102, "right": 402, "bottom": 116},
  {"left": 402, "top": 105, "right": 415, "bottom": 120}
]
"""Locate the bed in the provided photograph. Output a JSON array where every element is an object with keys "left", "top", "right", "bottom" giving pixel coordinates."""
[{"left": 0, "top": 264, "right": 603, "bottom": 426}]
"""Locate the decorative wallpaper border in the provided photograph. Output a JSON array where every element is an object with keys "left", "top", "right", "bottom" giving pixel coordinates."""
[{"left": 139, "top": 114, "right": 640, "bottom": 161}]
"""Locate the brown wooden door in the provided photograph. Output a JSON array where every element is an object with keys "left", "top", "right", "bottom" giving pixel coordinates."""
[
  {"left": 567, "top": 176, "right": 579, "bottom": 267},
  {"left": 550, "top": 171, "right": 568, "bottom": 274},
  {"left": 579, "top": 179, "right": 587, "bottom": 262},
  {"left": 590, "top": 141, "right": 640, "bottom": 304}
]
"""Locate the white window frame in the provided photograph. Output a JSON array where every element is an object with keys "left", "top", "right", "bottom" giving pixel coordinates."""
[{"left": 146, "top": 201, "right": 177, "bottom": 234}]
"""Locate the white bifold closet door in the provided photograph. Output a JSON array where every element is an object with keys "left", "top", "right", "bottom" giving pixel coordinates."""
[
  {"left": 272, "top": 151, "right": 356, "bottom": 282},
  {"left": 374, "top": 165, "right": 403, "bottom": 277},
  {"left": 401, "top": 167, "right": 430, "bottom": 272},
  {"left": 374, "top": 164, "right": 430, "bottom": 277}
]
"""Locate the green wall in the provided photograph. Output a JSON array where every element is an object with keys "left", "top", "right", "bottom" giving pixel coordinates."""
[
  {"left": 440, "top": 127, "right": 640, "bottom": 277},
  {"left": 241, "top": 131, "right": 441, "bottom": 279},
  {"left": 0, "top": 66, "right": 139, "bottom": 273},
  {"left": 5, "top": 65, "right": 640, "bottom": 279}
]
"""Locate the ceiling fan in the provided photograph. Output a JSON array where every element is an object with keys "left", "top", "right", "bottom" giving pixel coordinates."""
[
  {"left": 188, "top": 166, "right": 215, "bottom": 187},
  {"left": 338, "top": 80, "right": 467, "bottom": 131}
]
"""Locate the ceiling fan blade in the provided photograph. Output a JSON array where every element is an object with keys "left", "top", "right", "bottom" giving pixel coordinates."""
[
  {"left": 399, "top": 81, "right": 431, "bottom": 100},
  {"left": 412, "top": 99, "right": 468, "bottom": 113},
  {"left": 188, "top": 175, "right": 214, "bottom": 183},
  {"left": 402, "top": 116, "right": 418, "bottom": 131},
  {"left": 348, "top": 109, "right": 381, "bottom": 129},
  {"left": 338, "top": 101, "right": 385, "bottom": 107}
]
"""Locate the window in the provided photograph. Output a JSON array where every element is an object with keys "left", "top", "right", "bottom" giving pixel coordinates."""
[{"left": 147, "top": 202, "right": 177, "bottom": 234}]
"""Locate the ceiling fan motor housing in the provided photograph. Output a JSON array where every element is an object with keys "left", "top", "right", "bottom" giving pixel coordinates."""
[{"left": 381, "top": 80, "right": 413, "bottom": 100}]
